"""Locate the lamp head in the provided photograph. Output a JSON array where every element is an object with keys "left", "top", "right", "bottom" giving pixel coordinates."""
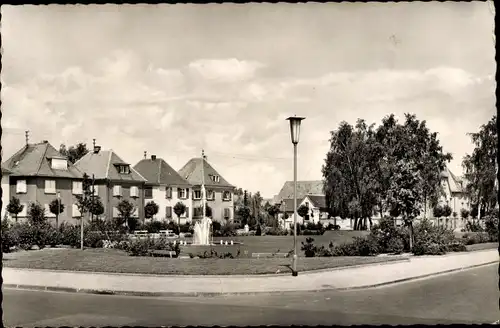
[{"left": 286, "top": 116, "right": 305, "bottom": 144}]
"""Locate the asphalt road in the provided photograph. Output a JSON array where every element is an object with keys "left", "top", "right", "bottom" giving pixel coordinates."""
[{"left": 3, "top": 264, "right": 499, "bottom": 326}]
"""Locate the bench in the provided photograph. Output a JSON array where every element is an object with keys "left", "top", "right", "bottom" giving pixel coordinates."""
[{"left": 149, "top": 250, "right": 178, "bottom": 258}]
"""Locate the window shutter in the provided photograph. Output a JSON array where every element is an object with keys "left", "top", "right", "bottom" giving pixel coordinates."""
[
  {"left": 186, "top": 188, "right": 189, "bottom": 199},
  {"left": 185, "top": 207, "right": 189, "bottom": 218},
  {"left": 166, "top": 206, "right": 172, "bottom": 218}
]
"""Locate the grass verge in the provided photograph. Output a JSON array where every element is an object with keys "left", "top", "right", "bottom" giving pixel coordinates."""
[{"left": 3, "top": 247, "right": 404, "bottom": 275}]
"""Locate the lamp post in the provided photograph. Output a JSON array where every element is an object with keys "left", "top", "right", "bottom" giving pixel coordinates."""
[{"left": 286, "top": 115, "right": 305, "bottom": 277}]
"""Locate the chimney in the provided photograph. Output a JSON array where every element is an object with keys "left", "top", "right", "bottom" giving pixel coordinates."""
[
  {"left": 151, "top": 155, "right": 157, "bottom": 161},
  {"left": 144, "top": 151, "right": 147, "bottom": 159},
  {"left": 93, "top": 145, "right": 101, "bottom": 154},
  {"left": 42, "top": 140, "right": 48, "bottom": 143}
]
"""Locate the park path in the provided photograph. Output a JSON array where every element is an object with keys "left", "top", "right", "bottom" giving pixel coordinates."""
[{"left": 3, "top": 249, "right": 498, "bottom": 296}]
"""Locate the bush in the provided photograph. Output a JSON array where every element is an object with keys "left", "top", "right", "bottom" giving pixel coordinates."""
[
  {"left": 484, "top": 215, "right": 499, "bottom": 242},
  {"left": 255, "top": 225, "right": 262, "bottom": 236},
  {"left": 330, "top": 236, "right": 380, "bottom": 256},
  {"left": 43, "top": 225, "right": 62, "bottom": 247},
  {"left": 369, "top": 217, "right": 409, "bottom": 254},
  {"left": 465, "top": 220, "right": 484, "bottom": 232},
  {"left": 141, "top": 220, "right": 168, "bottom": 233},
  {"left": 411, "top": 219, "right": 464, "bottom": 255},
  {"left": 461, "top": 232, "right": 491, "bottom": 245},
  {"left": 121, "top": 236, "right": 181, "bottom": 257},
  {"left": 1, "top": 219, "right": 18, "bottom": 252},
  {"left": 58, "top": 222, "right": 81, "bottom": 248},
  {"left": 265, "top": 227, "right": 288, "bottom": 236},
  {"left": 16, "top": 223, "right": 38, "bottom": 250},
  {"left": 84, "top": 231, "right": 105, "bottom": 248},
  {"left": 301, "top": 237, "right": 319, "bottom": 257}
]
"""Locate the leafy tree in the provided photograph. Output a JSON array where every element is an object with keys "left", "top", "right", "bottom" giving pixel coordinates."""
[
  {"left": 462, "top": 115, "right": 498, "bottom": 217},
  {"left": 89, "top": 196, "right": 105, "bottom": 220},
  {"left": 236, "top": 206, "right": 251, "bottom": 226},
  {"left": 75, "top": 173, "right": 94, "bottom": 221},
  {"left": 27, "top": 202, "right": 47, "bottom": 226},
  {"left": 117, "top": 199, "right": 136, "bottom": 232},
  {"left": 297, "top": 204, "right": 310, "bottom": 220},
  {"left": 6, "top": 197, "right": 24, "bottom": 223},
  {"left": 266, "top": 203, "right": 281, "bottom": 228},
  {"left": 442, "top": 204, "right": 452, "bottom": 218},
  {"left": 59, "top": 143, "right": 89, "bottom": 164},
  {"left": 144, "top": 201, "right": 159, "bottom": 220},
  {"left": 433, "top": 205, "right": 443, "bottom": 218},
  {"left": 387, "top": 160, "right": 424, "bottom": 250},
  {"left": 49, "top": 198, "right": 65, "bottom": 228},
  {"left": 460, "top": 208, "right": 470, "bottom": 220},
  {"left": 322, "top": 119, "right": 381, "bottom": 230},
  {"left": 173, "top": 202, "right": 187, "bottom": 232}
]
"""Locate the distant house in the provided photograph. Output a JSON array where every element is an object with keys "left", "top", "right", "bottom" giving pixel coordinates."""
[
  {"left": 277, "top": 194, "right": 329, "bottom": 226},
  {"left": 134, "top": 155, "right": 193, "bottom": 223},
  {"left": 1, "top": 140, "right": 84, "bottom": 226},
  {"left": 178, "top": 156, "right": 235, "bottom": 223},
  {"left": 274, "top": 180, "right": 323, "bottom": 201},
  {"left": 74, "top": 146, "right": 147, "bottom": 223},
  {"left": 1, "top": 167, "right": 12, "bottom": 219}
]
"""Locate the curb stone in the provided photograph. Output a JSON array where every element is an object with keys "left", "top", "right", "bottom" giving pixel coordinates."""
[
  {"left": 2, "top": 257, "right": 410, "bottom": 278},
  {"left": 4, "top": 261, "right": 497, "bottom": 298}
]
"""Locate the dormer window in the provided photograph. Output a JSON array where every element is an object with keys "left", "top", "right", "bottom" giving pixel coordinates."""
[
  {"left": 50, "top": 157, "right": 68, "bottom": 170},
  {"left": 210, "top": 175, "right": 220, "bottom": 183},
  {"left": 117, "top": 164, "right": 130, "bottom": 174}
]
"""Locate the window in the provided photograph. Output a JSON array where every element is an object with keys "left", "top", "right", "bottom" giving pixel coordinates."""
[
  {"left": 224, "top": 208, "right": 231, "bottom": 219},
  {"left": 45, "top": 204, "right": 56, "bottom": 217},
  {"left": 16, "top": 180, "right": 27, "bottom": 194},
  {"left": 181, "top": 207, "right": 189, "bottom": 218},
  {"left": 45, "top": 180, "right": 56, "bottom": 194},
  {"left": 118, "top": 165, "right": 130, "bottom": 174},
  {"left": 194, "top": 207, "right": 202, "bottom": 217},
  {"left": 72, "top": 181, "right": 83, "bottom": 195},
  {"left": 210, "top": 175, "right": 220, "bottom": 183},
  {"left": 193, "top": 190, "right": 201, "bottom": 200},
  {"left": 51, "top": 158, "right": 68, "bottom": 170},
  {"left": 145, "top": 187, "right": 153, "bottom": 199},
  {"left": 72, "top": 204, "right": 81, "bottom": 218},
  {"left": 223, "top": 191, "right": 232, "bottom": 201},
  {"left": 166, "top": 206, "right": 172, "bottom": 218},
  {"left": 178, "top": 188, "right": 186, "bottom": 199},
  {"left": 165, "top": 187, "right": 172, "bottom": 199},
  {"left": 113, "top": 185, "right": 122, "bottom": 197},
  {"left": 130, "top": 186, "right": 139, "bottom": 198},
  {"left": 207, "top": 190, "right": 214, "bottom": 200}
]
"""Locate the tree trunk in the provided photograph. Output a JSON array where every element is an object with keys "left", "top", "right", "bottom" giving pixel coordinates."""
[
  {"left": 353, "top": 218, "right": 358, "bottom": 230},
  {"left": 409, "top": 222, "right": 414, "bottom": 251},
  {"left": 368, "top": 217, "right": 373, "bottom": 230},
  {"left": 334, "top": 216, "right": 337, "bottom": 227},
  {"left": 15, "top": 214, "right": 18, "bottom": 223},
  {"left": 56, "top": 214, "right": 59, "bottom": 229}
]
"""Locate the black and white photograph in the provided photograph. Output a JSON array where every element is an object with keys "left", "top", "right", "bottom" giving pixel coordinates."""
[{"left": 0, "top": 2, "right": 498, "bottom": 326}]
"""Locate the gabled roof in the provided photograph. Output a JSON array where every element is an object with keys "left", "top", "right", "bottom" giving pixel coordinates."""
[
  {"left": 134, "top": 157, "right": 191, "bottom": 187},
  {"left": 281, "top": 198, "right": 305, "bottom": 212},
  {"left": 75, "top": 149, "right": 147, "bottom": 182},
  {"left": 441, "top": 167, "right": 464, "bottom": 193},
  {"left": 178, "top": 157, "right": 234, "bottom": 189},
  {"left": 2, "top": 141, "right": 83, "bottom": 179},
  {"left": 304, "top": 194, "right": 327, "bottom": 209},
  {"left": 276, "top": 180, "right": 324, "bottom": 200}
]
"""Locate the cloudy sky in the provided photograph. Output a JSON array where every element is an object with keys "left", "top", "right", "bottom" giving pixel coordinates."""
[{"left": 1, "top": 3, "right": 496, "bottom": 198}]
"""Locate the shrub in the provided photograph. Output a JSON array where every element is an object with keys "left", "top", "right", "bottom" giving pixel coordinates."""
[
  {"left": 43, "top": 225, "right": 62, "bottom": 247},
  {"left": 58, "top": 222, "right": 81, "bottom": 248},
  {"left": 411, "top": 219, "right": 464, "bottom": 255},
  {"left": 461, "top": 232, "right": 490, "bottom": 245},
  {"left": 484, "top": 215, "right": 499, "bottom": 242},
  {"left": 121, "top": 236, "right": 181, "bottom": 257},
  {"left": 265, "top": 227, "right": 288, "bottom": 236},
  {"left": 330, "top": 236, "right": 380, "bottom": 256},
  {"left": 301, "top": 237, "right": 318, "bottom": 257},
  {"left": 84, "top": 231, "right": 105, "bottom": 248},
  {"left": 16, "top": 223, "right": 38, "bottom": 250},
  {"left": 369, "top": 217, "right": 409, "bottom": 254},
  {"left": 212, "top": 221, "right": 222, "bottom": 233},
  {"left": 255, "top": 224, "right": 262, "bottom": 236},
  {"left": 465, "top": 221, "right": 484, "bottom": 232},
  {"left": 1, "top": 219, "right": 18, "bottom": 252}
]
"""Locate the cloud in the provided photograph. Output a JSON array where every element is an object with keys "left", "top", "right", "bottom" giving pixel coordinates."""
[
  {"left": 187, "top": 58, "right": 265, "bottom": 83},
  {"left": 1, "top": 47, "right": 495, "bottom": 198}
]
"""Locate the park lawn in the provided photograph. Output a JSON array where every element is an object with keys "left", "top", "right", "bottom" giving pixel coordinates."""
[
  {"left": 2, "top": 247, "right": 405, "bottom": 275},
  {"left": 190, "top": 230, "right": 370, "bottom": 255}
]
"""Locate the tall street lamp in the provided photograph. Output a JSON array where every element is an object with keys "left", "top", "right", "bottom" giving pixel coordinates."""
[{"left": 286, "top": 115, "right": 305, "bottom": 277}]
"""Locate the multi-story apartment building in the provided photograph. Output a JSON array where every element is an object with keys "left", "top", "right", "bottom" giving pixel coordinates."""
[
  {"left": 74, "top": 146, "right": 147, "bottom": 222},
  {"left": 134, "top": 154, "right": 193, "bottom": 223},
  {"left": 178, "top": 156, "right": 235, "bottom": 223},
  {"left": 1, "top": 140, "right": 84, "bottom": 226}
]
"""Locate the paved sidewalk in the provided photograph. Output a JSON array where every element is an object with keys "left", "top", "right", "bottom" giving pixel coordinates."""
[{"left": 3, "top": 249, "right": 498, "bottom": 297}]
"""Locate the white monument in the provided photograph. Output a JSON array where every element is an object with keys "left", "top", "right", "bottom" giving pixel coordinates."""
[{"left": 244, "top": 224, "right": 249, "bottom": 233}]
